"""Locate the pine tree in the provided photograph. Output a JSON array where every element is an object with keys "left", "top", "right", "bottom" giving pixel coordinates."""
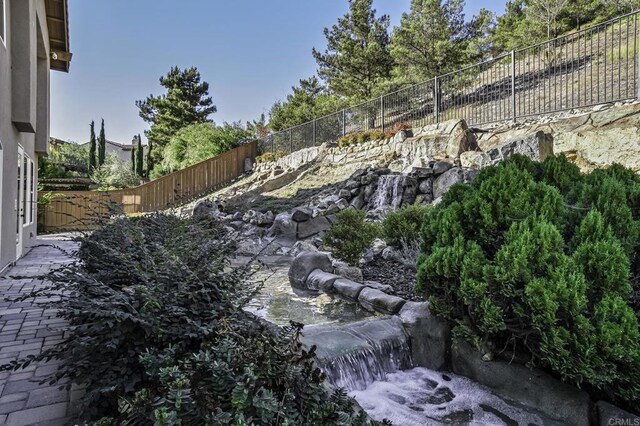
[
  {"left": 312, "top": 0, "right": 394, "bottom": 100},
  {"left": 136, "top": 136, "right": 144, "bottom": 178},
  {"left": 98, "top": 119, "right": 106, "bottom": 166},
  {"left": 88, "top": 121, "right": 97, "bottom": 172},
  {"left": 145, "top": 136, "right": 154, "bottom": 177},
  {"left": 136, "top": 66, "right": 216, "bottom": 165}
]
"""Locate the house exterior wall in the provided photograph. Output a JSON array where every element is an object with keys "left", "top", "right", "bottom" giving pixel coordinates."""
[{"left": 0, "top": 0, "right": 51, "bottom": 271}]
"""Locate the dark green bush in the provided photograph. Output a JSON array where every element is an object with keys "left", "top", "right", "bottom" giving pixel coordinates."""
[
  {"left": 417, "top": 155, "right": 640, "bottom": 410},
  {"left": 382, "top": 204, "right": 430, "bottom": 248},
  {"left": 323, "top": 209, "right": 381, "bottom": 266},
  {"left": 3, "top": 214, "right": 385, "bottom": 424}
]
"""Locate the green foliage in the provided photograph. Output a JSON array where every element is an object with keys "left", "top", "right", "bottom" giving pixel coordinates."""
[
  {"left": 269, "top": 77, "right": 349, "bottom": 131},
  {"left": 256, "top": 150, "right": 286, "bottom": 164},
  {"left": 338, "top": 130, "right": 385, "bottom": 148},
  {"left": 382, "top": 204, "right": 431, "bottom": 248},
  {"left": 88, "top": 121, "right": 97, "bottom": 172},
  {"left": 417, "top": 155, "right": 640, "bottom": 410},
  {"left": 137, "top": 66, "right": 217, "bottom": 165},
  {"left": 39, "top": 142, "right": 89, "bottom": 179},
  {"left": 161, "top": 122, "right": 250, "bottom": 174},
  {"left": 2, "top": 215, "right": 385, "bottom": 424},
  {"left": 312, "top": 0, "right": 394, "bottom": 100},
  {"left": 145, "top": 137, "right": 154, "bottom": 176},
  {"left": 135, "top": 135, "right": 144, "bottom": 177},
  {"left": 98, "top": 119, "right": 106, "bottom": 166},
  {"left": 323, "top": 209, "right": 381, "bottom": 265},
  {"left": 91, "top": 154, "right": 140, "bottom": 190}
]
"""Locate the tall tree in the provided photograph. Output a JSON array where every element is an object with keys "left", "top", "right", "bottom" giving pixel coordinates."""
[
  {"left": 130, "top": 141, "right": 136, "bottom": 174},
  {"left": 312, "top": 0, "right": 394, "bottom": 100},
  {"left": 492, "top": 0, "right": 528, "bottom": 52},
  {"left": 97, "top": 119, "right": 106, "bottom": 166},
  {"left": 136, "top": 66, "right": 216, "bottom": 165},
  {"left": 88, "top": 121, "right": 97, "bottom": 172},
  {"left": 526, "top": 0, "right": 570, "bottom": 39},
  {"left": 390, "top": 0, "right": 470, "bottom": 83},
  {"left": 145, "top": 135, "right": 154, "bottom": 177},
  {"left": 136, "top": 137, "right": 144, "bottom": 178}
]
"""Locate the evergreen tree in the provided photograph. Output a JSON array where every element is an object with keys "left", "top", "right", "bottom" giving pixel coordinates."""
[
  {"left": 130, "top": 138, "right": 136, "bottom": 174},
  {"left": 88, "top": 121, "right": 97, "bottom": 172},
  {"left": 98, "top": 119, "right": 106, "bottom": 166},
  {"left": 390, "top": 0, "right": 470, "bottom": 83},
  {"left": 136, "top": 66, "right": 216, "bottom": 166},
  {"left": 145, "top": 135, "right": 154, "bottom": 177},
  {"left": 492, "top": 0, "right": 528, "bottom": 52},
  {"left": 526, "top": 0, "right": 570, "bottom": 39},
  {"left": 136, "top": 136, "right": 144, "bottom": 178},
  {"left": 312, "top": 0, "right": 394, "bottom": 100}
]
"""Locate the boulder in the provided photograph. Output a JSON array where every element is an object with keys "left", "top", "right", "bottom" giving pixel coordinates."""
[
  {"left": 333, "top": 262, "right": 363, "bottom": 283},
  {"left": 358, "top": 288, "right": 406, "bottom": 314},
  {"left": 446, "top": 120, "right": 478, "bottom": 158},
  {"left": 244, "top": 157, "right": 254, "bottom": 173},
  {"left": 400, "top": 176, "right": 418, "bottom": 206},
  {"left": 463, "top": 169, "right": 480, "bottom": 184},
  {"left": 290, "top": 240, "right": 319, "bottom": 257},
  {"left": 459, "top": 151, "right": 483, "bottom": 169},
  {"left": 332, "top": 278, "right": 366, "bottom": 300},
  {"left": 350, "top": 193, "right": 366, "bottom": 210},
  {"left": 433, "top": 167, "right": 464, "bottom": 199},
  {"left": 291, "top": 207, "right": 313, "bottom": 222},
  {"left": 267, "top": 213, "right": 297, "bottom": 239},
  {"left": 596, "top": 401, "right": 639, "bottom": 426},
  {"left": 418, "top": 179, "right": 433, "bottom": 195},
  {"left": 479, "top": 131, "right": 553, "bottom": 167},
  {"left": 399, "top": 302, "right": 451, "bottom": 370},
  {"left": 410, "top": 167, "right": 433, "bottom": 179},
  {"left": 363, "top": 184, "right": 377, "bottom": 203},
  {"left": 452, "top": 340, "right": 591, "bottom": 426},
  {"left": 256, "top": 211, "right": 275, "bottom": 226},
  {"left": 307, "top": 269, "right": 342, "bottom": 292},
  {"left": 335, "top": 198, "right": 350, "bottom": 210},
  {"left": 338, "top": 189, "right": 352, "bottom": 200},
  {"left": 433, "top": 160, "right": 453, "bottom": 176},
  {"left": 415, "top": 194, "right": 433, "bottom": 204},
  {"left": 364, "top": 280, "right": 394, "bottom": 294},
  {"left": 288, "top": 251, "right": 333, "bottom": 290},
  {"left": 193, "top": 199, "right": 218, "bottom": 218},
  {"left": 297, "top": 216, "right": 332, "bottom": 239}
]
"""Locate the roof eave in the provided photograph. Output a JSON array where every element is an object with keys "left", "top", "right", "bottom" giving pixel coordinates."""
[{"left": 45, "top": 0, "right": 71, "bottom": 73}]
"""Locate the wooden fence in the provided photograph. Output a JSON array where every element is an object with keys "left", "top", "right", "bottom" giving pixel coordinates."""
[{"left": 39, "top": 141, "right": 258, "bottom": 232}]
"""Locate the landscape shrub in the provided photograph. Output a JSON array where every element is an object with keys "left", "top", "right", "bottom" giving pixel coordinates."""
[
  {"left": 91, "top": 153, "right": 141, "bottom": 190},
  {"left": 417, "top": 154, "right": 640, "bottom": 411},
  {"left": 2, "top": 214, "right": 385, "bottom": 425},
  {"left": 338, "top": 130, "right": 385, "bottom": 148},
  {"left": 382, "top": 204, "right": 430, "bottom": 248},
  {"left": 323, "top": 209, "right": 381, "bottom": 266},
  {"left": 256, "top": 150, "right": 286, "bottom": 163},
  {"left": 383, "top": 122, "right": 411, "bottom": 139}
]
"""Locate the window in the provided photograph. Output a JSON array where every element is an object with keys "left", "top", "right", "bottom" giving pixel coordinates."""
[
  {"left": 29, "top": 159, "right": 34, "bottom": 224},
  {"left": 22, "top": 153, "right": 28, "bottom": 225},
  {"left": 0, "top": 0, "right": 5, "bottom": 46}
]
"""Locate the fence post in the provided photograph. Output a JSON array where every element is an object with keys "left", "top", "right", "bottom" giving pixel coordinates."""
[
  {"left": 511, "top": 50, "right": 517, "bottom": 122},
  {"left": 380, "top": 96, "right": 385, "bottom": 133},
  {"left": 289, "top": 128, "right": 293, "bottom": 154},
  {"left": 434, "top": 76, "right": 440, "bottom": 124},
  {"left": 313, "top": 119, "right": 316, "bottom": 146},
  {"left": 342, "top": 109, "right": 347, "bottom": 137}
]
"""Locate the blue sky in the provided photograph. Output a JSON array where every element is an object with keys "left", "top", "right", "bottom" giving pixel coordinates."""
[{"left": 51, "top": 0, "right": 508, "bottom": 144}]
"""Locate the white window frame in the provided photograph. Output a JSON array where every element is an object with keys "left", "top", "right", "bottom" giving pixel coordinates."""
[{"left": 0, "top": 0, "right": 6, "bottom": 48}]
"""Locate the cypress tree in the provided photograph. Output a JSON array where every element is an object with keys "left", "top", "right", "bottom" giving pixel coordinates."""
[
  {"left": 88, "top": 121, "right": 97, "bottom": 172},
  {"left": 145, "top": 136, "right": 154, "bottom": 177},
  {"left": 130, "top": 141, "right": 136, "bottom": 173},
  {"left": 136, "top": 136, "right": 144, "bottom": 178},
  {"left": 98, "top": 119, "right": 106, "bottom": 166}
]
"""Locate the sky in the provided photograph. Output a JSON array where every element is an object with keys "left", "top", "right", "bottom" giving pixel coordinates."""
[{"left": 51, "top": 0, "right": 508, "bottom": 144}]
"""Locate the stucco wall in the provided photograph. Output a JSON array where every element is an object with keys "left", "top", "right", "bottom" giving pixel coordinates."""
[{"left": 0, "top": 0, "right": 50, "bottom": 270}]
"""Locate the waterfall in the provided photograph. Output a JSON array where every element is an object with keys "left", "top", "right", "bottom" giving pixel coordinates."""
[
  {"left": 301, "top": 317, "right": 414, "bottom": 391},
  {"left": 370, "top": 175, "right": 407, "bottom": 210}
]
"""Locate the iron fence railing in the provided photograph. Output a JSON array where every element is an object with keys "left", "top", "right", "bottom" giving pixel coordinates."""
[{"left": 263, "top": 10, "right": 640, "bottom": 156}]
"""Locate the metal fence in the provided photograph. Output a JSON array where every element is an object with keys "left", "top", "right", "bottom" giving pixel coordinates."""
[{"left": 263, "top": 10, "right": 640, "bottom": 156}]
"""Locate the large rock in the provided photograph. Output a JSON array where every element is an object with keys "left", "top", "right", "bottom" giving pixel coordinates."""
[
  {"left": 193, "top": 199, "right": 219, "bottom": 218},
  {"left": 332, "top": 278, "right": 366, "bottom": 300},
  {"left": 400, "top": 176, "right": 418, "bottom": 207},
  {"left": 289, "top": 251, "right": 333, "bottom": 290},
  {"left": 333, "top": 262, "right": 363, "bottom": 283},
  {"left": 399, "top": 302, "right": 451, "bottom": 371},
  {"left": 433, "top": 167, "right": 464, "bottom": 199},
  {"left": 596, "top": 400, "right": 639, "bottom": 426},
  {"left": 358, "top": 288, "right": 406, "bottom": 314},
  {"left": 432, "top": 160, "right": 453, "bottom": 176},
  {"left": 418, "top": 179, "right": 433, "bottom": 195},
  {"left": 297, "top": 216, "right": 332, "bottom": 239},
  {"left": 479, "top": 131, "right": 554, "bottom": 168},
  {"left": 267, "top": 213, "right": 297, "bottom": 239},
  {"left": 291, "top": 207, "right": 313, "bottom": 222},
  {"left": 446, "top": 119, "right": 478, "bottom": 158},
  {"left": 452, "top": 340, "right": 591, "bottom": 426},
  {"left": 306, "top": 269, "right": 341, "bottom": 292}
]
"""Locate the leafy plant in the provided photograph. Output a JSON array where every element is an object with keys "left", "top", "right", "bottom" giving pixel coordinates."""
[
  {"left": 338, "top": 130, "right": 386, "bottom": 148},
  {"left": 383, "top": 122, "right": 411, "bottom": 139},
  {"left": 382, "top": 204, "right": 430, "bottom": 248},
  {"left": 91, "top": 153, "right": 141, "bottom": 190},
  {"left": 323, "top": 209, "right": 381, "bottom": 266},
  {"left": 256, "top": 150, "right": 287, "bottom": 164},
  {"left": 417, "top": 154, "right": 640, "bottom": 411}
]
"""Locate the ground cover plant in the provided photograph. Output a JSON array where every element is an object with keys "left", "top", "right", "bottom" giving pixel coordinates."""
[
  {"left": 416, "top": 154, "right": 640, "bottom": 412},
  {"left": 2, "top": 213, "right": 387, "bottom": 425}
]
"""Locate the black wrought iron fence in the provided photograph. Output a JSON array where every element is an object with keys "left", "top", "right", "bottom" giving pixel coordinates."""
[{"left": 264, "top": 10, "right": 640, "bottom": 156}]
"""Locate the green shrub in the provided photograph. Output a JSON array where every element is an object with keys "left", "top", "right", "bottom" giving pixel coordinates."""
[
  {"left": 382, "top": 204, "right": 430, "bottom": 248},
  {"left": 2, "top": 214, "right": 384, "bottom": 424},
  {"left": 256, "top": 150, "right": 286, "bottom": 163},
  {"left": 91, "top": 153, "right": 141, "bottom": 190},
  {"left": 323, "top": 209, "right": 381, "bottom": 265},
  {"left": 417, "top": 155, "right": 640, "bottom": 410},
  {"left": 338, "top": 130, "right": 385, "bottom": 148}
]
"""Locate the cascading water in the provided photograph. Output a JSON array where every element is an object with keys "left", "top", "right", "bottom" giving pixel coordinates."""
[{"left": 369, "top": 175, "right": 407, "bottom": 210}]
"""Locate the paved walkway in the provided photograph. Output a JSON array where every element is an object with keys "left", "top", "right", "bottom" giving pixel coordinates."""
[{"left": 0, "top": 238, "right": 81, "bottom": 426}]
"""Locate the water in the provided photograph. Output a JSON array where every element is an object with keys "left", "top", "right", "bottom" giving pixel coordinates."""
[
  {"left": 351, "top": 368, "right": 559, "bottom": 426},
  {"left": 370, "top": 175, "right": 408, "bottom": 210},
  {"left": 245, "top": 262, "right": 375, "bottom": 326}
]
